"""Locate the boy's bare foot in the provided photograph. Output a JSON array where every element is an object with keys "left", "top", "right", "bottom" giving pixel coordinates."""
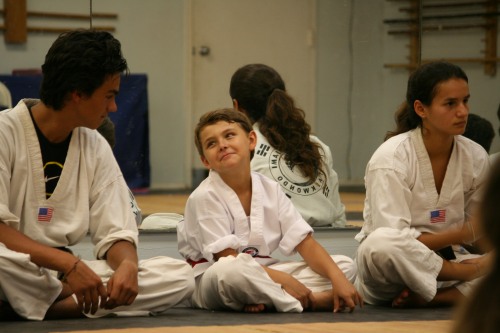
[
  {"left": 0, "top": 300, "right": 24, "bottom": 321},
  {"left": 392, "top": 288, "right": 427, "bottom": 308},
  {"left": 308, "top": 291, "right": 333, "bottom": 312},
  {"left": 44, "top": 296, "right": 85, "bottom": 320},
  {"left": 243, "top": 304, "right": 266, "bottom": 313}
]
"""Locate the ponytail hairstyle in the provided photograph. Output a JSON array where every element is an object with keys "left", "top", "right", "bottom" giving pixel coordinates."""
[
  {"left": 385, "top": 61, "right": 468, "bottom": 141},
  {"left": 230, "top": 64, "right": 324, "bottom": 183}
]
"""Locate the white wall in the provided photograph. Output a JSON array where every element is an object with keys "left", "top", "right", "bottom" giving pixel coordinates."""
[
  {"left": 0, "top": 0, "right": 188, "bottom": 190},
  {"left": 316, "top": 0, "right": 500, "bottom": 184},
  {"left": 1, "top": 0, "right": 499, "bottom": 189},
  {"left": 317, "top": 0, "right": 397, "bottom": 183}
]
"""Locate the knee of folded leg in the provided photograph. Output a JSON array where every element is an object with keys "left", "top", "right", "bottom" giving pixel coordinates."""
[
  {"left": 184, "top": 271, "right": 196, "bottom": 294},
  {"left": 358, "top": 228, "right": 399, "bottom": 262},
  {"left": 344, "top": 261, "right": 357, "bottom": 283},
  {"left": 364, "top": 228, "right": 400, "bottom": 249},
  {"left": 334, "top": 254, "right": 354, "bottom": 266},
  {"left": 213, "top": 255, "right": 252, "bottom": 284}
]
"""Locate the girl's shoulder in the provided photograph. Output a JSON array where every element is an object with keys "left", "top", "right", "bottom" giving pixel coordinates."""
[
  {"left": 455, "top": 135, "right": 490, "bottom": 169},
  {"left": 369, "top": 131, "right": 414, "bottom": 167}
]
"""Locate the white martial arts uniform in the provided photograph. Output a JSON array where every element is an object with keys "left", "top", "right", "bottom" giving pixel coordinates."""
[
  {"left": 177, "top": 170, "right": 356, "bottom": 312},
  {"left": 251, "top": 123, "right": 346, "bottom": 227},
  {"left": 0, "top": 100, "right": 194, "bottom": 320},
  {"left": 354, "top": 128, "right": 489, "bottom": 305}
]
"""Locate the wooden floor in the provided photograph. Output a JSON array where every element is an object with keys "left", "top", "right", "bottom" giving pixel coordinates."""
[
  {"left": 51, "top": 320, "right": 452, "bottom": 333},
  {"left": 135, "top": 192, "right": 365, "bottom": 217}
]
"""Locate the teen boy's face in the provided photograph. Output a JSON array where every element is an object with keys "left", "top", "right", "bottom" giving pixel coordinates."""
[
  {"left": 199, "top": 120, "right": 256, "bottom": 172},
  {"left": 74, "top": 73, "right": 120, "bottom": 129}
]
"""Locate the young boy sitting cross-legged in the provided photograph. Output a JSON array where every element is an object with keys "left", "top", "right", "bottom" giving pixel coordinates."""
[{"left": 177, "top": 108, "right": 363, "bottom": 313}]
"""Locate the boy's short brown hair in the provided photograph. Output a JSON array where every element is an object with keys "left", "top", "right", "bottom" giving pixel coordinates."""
[{"left": 194, "top": 108, "right": 253, "bottom": 157}]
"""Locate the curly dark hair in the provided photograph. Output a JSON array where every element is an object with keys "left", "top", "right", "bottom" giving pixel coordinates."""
[
  {"left": 230, "top": 64, "right": 324, "bottom": 183},
  {"left": 40, "top": 29, "right": 128, "bottom": 110}
]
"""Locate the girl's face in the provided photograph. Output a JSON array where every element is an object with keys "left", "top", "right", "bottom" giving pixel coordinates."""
[{"left": 417, "top": 78, "right": 470, "bottom": 137}]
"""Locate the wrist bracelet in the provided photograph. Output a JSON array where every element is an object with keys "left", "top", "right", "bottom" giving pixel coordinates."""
[{"left": 63, "top": 258, "right": 81, "bottom": 281}]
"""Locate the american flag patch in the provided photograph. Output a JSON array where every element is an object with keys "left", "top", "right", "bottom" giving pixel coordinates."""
[
  {"left": 38, "top": 207, "right": 54, "bottom": 223},
  {"left": 430, "top": 209, "right": 446, "bottom": 223}
]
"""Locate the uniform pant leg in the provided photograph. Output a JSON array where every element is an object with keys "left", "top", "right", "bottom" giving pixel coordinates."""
[
  {"left": 85, "top": 256, "right": 194, "bottom": 318},
  {"left": 354, "top": 227, "right": 443, "bottom": 305},
  {"left": 191, "top": 253, "right": 302, "bottom": 312},
  {"left": 270, "top": 254, "right": 357, "bottom": 292},
  {"left": 0, "top": 243, "right": 62, "bottom": 320}
]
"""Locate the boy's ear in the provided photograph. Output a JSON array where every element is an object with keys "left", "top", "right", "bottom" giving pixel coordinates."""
[
  {"left": 248, "top": 130, "right": 257, "bottom": 151},
  {"left": 232, "top": 99, "right": 239, "bottom": 111},
  {"left": 71, "top": 90, "right": 86, "bottom": 104},
  {"left": 200, "top": 155, "right": 211, "bottom": 169}
]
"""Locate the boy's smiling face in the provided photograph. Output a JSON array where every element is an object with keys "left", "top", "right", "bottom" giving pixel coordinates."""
[{"left": 199, "top": 120, "right": 256, "bottom": 173}]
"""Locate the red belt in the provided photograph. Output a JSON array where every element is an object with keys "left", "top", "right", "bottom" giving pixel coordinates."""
[{"left": 187, "top": 258, "right": 208, "bottom": 267}]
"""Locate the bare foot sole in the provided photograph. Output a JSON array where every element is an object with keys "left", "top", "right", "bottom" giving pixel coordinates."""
[
  {"left": 243, "top": 304, "right": 266, "bottom": 313},
  {"left": 0, "top": 301, "right": 24, "bottom": 321},
  {"left": 392, "top": 289, "right": 427, "bottom": 308}
]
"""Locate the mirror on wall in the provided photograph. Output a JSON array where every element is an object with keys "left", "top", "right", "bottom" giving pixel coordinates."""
[{"left": 1, "top": 0, "right": 499, "bottom": 193}]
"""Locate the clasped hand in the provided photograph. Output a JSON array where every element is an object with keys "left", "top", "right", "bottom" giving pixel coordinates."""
[{"left": 65, "top": 260, "right": 139, "bottom": 314}]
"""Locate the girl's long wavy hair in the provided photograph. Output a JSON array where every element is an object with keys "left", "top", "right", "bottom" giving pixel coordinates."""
[{"left": 230, "top": 64, "right": 324, "bottom": 183}]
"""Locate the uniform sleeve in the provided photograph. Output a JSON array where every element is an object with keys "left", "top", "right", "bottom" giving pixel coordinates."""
[
  {"left": 88, "top": 136, "right": 139, "bottom": 259},
  {"left": 364, "top": 167, "right": 421, "bottom": 239},
  {"left": 321, "top": 142, "right": 347, "bottom": 227},
  {"left": 464, "top": 145, "right": 490, "bottom": 220},
  {"left": 276, "top": 186, "right": 313, "bottom": 256},
  {"left": 184, "top": 189, "right": 241, "bottom": 261},
  {"left": 0, "top": 113, "right": 22, "bottom": 228}
]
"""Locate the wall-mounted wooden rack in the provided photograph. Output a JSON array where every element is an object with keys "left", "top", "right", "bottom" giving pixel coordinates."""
[
  {"left": 384, "top": 0, "right": 499, "bottom": 76},
  {"left": 0, "top": 0, "right": 117, "bottom": 44}
]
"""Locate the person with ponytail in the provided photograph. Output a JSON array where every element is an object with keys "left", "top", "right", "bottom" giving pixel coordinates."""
[
  {"left": 230, "top": 64, "right": 346, "bottom": 227},
  {"left": 354, "top": 61, "right": 491, "bottom": 307}
]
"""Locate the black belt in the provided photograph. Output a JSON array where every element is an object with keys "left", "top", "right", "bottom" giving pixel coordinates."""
[{"left": 436, "top": 246, "right": 456, "bottom": 261}]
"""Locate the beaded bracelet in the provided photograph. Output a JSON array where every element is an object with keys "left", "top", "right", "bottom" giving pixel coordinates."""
[{"left": 62, "top": 258, "right": 81, "bottom": 281}]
